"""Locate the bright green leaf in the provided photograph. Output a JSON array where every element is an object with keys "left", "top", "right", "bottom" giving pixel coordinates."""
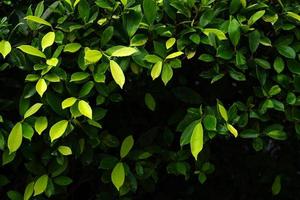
[
  {"left": 34, "top": 116, "right": 48, "bottom": 135},
  {"left": 24, "top": 103, "right": 43, "bottom": 119},
  {"left": 248, "top": 10, "right": 265, "bottom": 25},
  {"left": 7, "top": 122, "right": 23, "bottom": 153},
  {"left": 111, "top": 162, "right": 125, "bottom": 191},
  {"left": 78, "top": 100, "right": 93, "bottom": 119},
  {"left": 49, "top": 120, "right": 68, "bottom": 142},
  {"left": 226, "top": 123, "right": 238, "bottom": 138},
  {"left": 24, "top": 15, "right": 52, "bottom": 27},
  {"left": 217, "top": 100, "right": 228, "bottom": 121},
  {"left": 17, "top": 45, "right": 46, "bottom": 58},
  {"left": 24, "top": 182, "right": 34, "bottom": 200},
  {"left": 165, "top": 51, "right": 184, "bottom": 60},
  {"left": 84, "top": 48, "right": 102, "bottom": 64},
  {"left": 111, "top": 47, "right": 138, "bottom": 57},
  {"left": 62, "top": 97, "right": 77, "bottom": 109},
  {"left": 151, "top": 61, "right": 163, "bottom": 80},
  {"left": 0, "top": 40, "right": 11, "bottom": 59},
  {"left": 190, "top": 122, "right": 203, "bottom": 160},
  {"left": 166, "top": 38, "right": 176, "bottom": 49},
  {"left": 203, "top": 28, "right": 227, "bottom": 40},
  {"left": 36, "top": 79, "right": 47, "bottom": 97},
  {"left": 58, "top": 145, "right": 72, "bottom": 156},
  {"left": 33, "top": 174, "right": 48, "bottom": 196},
  {"left": 64, "top": 43, "right": 81, "bottom": 53},
  {"left": 41, "top": 32, "right": 55, "bottom": 52},
  {"left": 110, "top": 60, "right": 125, "bottom": 89}
]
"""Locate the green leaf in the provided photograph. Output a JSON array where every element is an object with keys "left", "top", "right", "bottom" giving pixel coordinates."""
[
  {"left": 130, "top": 34, "right": 148, "bottom": 46},
  {"left": 266, "top": 130, "right": 287, "bottom": 140},
  {"left": 24, "top": 182, "right": 34, "bottom": 200},
  {"left": 62, "top": 97, "right": 77, "bottom": 109},
  {"left": 24, "top": 15, "right": 52, "bottom": 27},
  {"left": 53, "top": 176, "right": 73, "bottom": 186},
  {"left": 228, "top": 18, "right": 240, "bottom": 47},
  {"left": 144, "top": 93, "right": 156, "bottom": 111},
  {"left": 84, "top": 48, "right": 102, "bottom": 64},
  {"left": 24, "top": 103, "right": 43, "bottom": 119},
  {"left": 36, "top": 79, "right": 47, "bottom": 97},
  {"left": 203, "top": 28, "right": 227, "bottom": 40},
  {"left": 33, "top": 174, "right": 48, "bottom": 196},
  {"left": 120, "top": 135, "right": 134, "bottom": 158},
  {"left": 161, "top": 64, "right": 173, "bottom": 85},
  {"left": 41, "top": 32, "right": 55, "bottom": 52},
  {"left": 123, "top": 5, "right": 142, "bottom": 37},
  {"left": 49, "top": 120, "right": 68, "bottom": 142},
  {"left": 0, "top": 40, "right": 11, "bottom": 59},
  {"left": 273, "top": 57, "right": 284, "bottom": 73},
  {"left": 58, "top": 145, "right": 72, "bottom": 156},
  {"left": 272, "top": 175, "right": 281, "bottom": 196},
  {"left": 248, "top": 10, "right": 265, "bottom": 25},
  {"left": 165, "top": 51, "right": 184, "bottom": 59},
  {"left": 203, "top": 115, "right": 217, "bottom": 131},
  {"left": 217, "top": 100, "right": 228, "bottom": 121},
  {"left": 198, "top": 54, "right": 214, "bottom": 62},
  {"left": 7, "top": 122, "right": 23, "bottom": 153},
  {"left": 111, "top": 162, "right": 125, "bottom": 191},
  {"left": 34, "top": 116, "right": 48, "bottom": 135},
  {"left": 190, "top": 122, "right": 203, "bottom": 160},
  {"left": 144, "top": 54, "right": 162, "bottom": 63},
  {"left": 268, "top": 85, "right": 281, "bottom": 96},
  {"left": 286, "top": 11, "right": 300, "bottom": 22},
  {"left": 151, "top": 61, "right": 163, "bottom": 80},
  {"left": 78, "top": 100, "right": 93, "bottom": 119},
  {"left": 226, "top": 123, "right": 238, "bottom": 138},
  {"left": 110, "top": 60, "right": 125, "bottom": 89},
  {"left": 166, "top": 38, "right": 176, "bottom": 49},
  {"left": 17, "top": 45, "right": 46, "bottom": 58},
  {"left": 111, "top": 47, "right": 137, "bottom": 57},
  {"left": 70, "top": 72, "right": 89, "bottom": 82},
  {"left": 248, "top": 30, "right": 260, "bottom": 53},
  {"left": 63, "top": 43, "right": 81, "bottom": 53},
  {"left": 276, "top": 45, "right": 296, "bottom": 59},
  {"left": 120, "top": 0, "right": 127, "bottom": 6},
  {"left": 101, "top": 26, "right": 114, "bottom": 47},
  {"left": 22, "top": 123, "right": 34, "bottom": 141},
  {"left": 255, "top": 58, "right": 271, "bottom": 69},
  {"left": 143, "top": 0, "right": 157, "bottom": 24}
]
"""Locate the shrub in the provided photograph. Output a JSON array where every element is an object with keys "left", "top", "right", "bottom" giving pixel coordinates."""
[{"left": 1, "top": 0, "right": 300, "bottom": 199}]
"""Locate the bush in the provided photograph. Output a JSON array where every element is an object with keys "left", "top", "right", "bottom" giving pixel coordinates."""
[{"left": 1, "top": 0, "right": 300, "bottom": 199}]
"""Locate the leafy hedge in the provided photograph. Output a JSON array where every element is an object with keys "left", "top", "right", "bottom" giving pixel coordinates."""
[{"left": 1, "top": 0, "right": 300, "bottom": 199}]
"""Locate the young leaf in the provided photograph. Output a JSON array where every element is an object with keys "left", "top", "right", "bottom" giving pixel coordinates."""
[
  {"left": 33, "top": 174, "right": 48, "bottom": 196},
  {"left": 111, "top": 162, "right": 125, "bottom": 191},
  {"left": 143, "top": 0, "right": 157, "bottom": 24},
  {"left": 151, "top": 61, "right": 163, "bottom": 80},
  {"left": 248, "top": 10, "right": 265, "bottom": 25},
  {"left": 49, "top": 120, "right": 68, "bottom": 142},
  {"left": 36, "top": 79, "right": 47, "bottom": 97},
  {"left": 24, "top": 182, "right": 34, "bottom": 200},
  {"left": 0, "top": 40, "right": 11, "bottom": 59},
  {"left": 64, "top": 43, "right": 81, "bottom": 53},
  {"left": 22, "top": 123, "right": 34, "bottom": 141},
  {"left": 226, "top": 123, "right": 238, "bottom": 138},
  {"left": 161, "top": 64, "right": 173, "bottom": 85},
  {"left": 190, "top": 122, "right": 204, "bottom": 160},
  {"left": 24, "top": 15, "right": 52, "bottom": 27},
  {"left": 166, "top": 38, "right": 176, "bottom": 49},
  {"left": 109, "top": 60, "right": 125, "bottom": 89},
  {"left": 8, "top": 122, "right": 23, "bottom": 153},
  {"left": 24, "top": 103, "right": 43, "bottom": 119},
  {"left": 84, "top": 48, "right": 102, "bottom": 64},
  {"left": 58, "top": 145, "right": 72, "bottom": 156},
  {"left": 286, "top": 11, "right": 300, "bottom": 22},
  {"left": 17, "top": 45, "right": 46, "bottom": 58},
  {"left": 34, "top": 116, "right": 48, "bottom": 135},
  {"left": 165, "top": 51, "right": 184, "bottom": 60},
  {"left": 46, "top": 58, "right": 59, "bottom": 66},
  {"left": 203, "top": 28, "right": 227, "bottom": 40},
  {"left": 62, "top": 97, "right": 77, "bottom": 109},
  {"left": 111, "top": 47, "right": 137, "bottom": 57},
  {"left": 144, "top": 93, "right": 156, "bottom": 111},
  {"left": 41, "top": 32, "right": 55, "bottom": 51},
  {"left": 217, "top": 100, "right": 228, "bottom": 121},
  {"left": 78, "top": 100, "right": 93, "bottom": 119},
  {"left": 120, "top": 135, "right": 134, "bottom": 158}
]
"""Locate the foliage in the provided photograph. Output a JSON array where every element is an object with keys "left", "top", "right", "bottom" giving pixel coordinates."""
[{"left": 1, "top": 0, "right": 300, "bottom": 199}]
